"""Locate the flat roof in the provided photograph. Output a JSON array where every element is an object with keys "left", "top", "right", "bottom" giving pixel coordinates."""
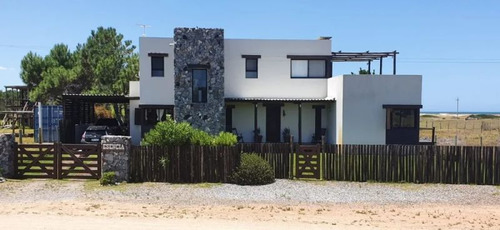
[
  {"left": 62, "top": 94, "right": 129, "bottom": 103},
  {"left": 225, "top": 97, "right": 335, "bottom": 103}
]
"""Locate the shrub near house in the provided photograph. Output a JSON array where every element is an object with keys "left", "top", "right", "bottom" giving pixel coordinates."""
[
  {"left": 142, "top": 117, "right": 237, "bottom": 146},
  {"left": 231, "top": 153, "right": 275, "bottom": 185}
]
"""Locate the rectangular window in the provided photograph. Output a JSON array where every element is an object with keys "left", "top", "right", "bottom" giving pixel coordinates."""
[
  {"left": 151, "top": 56, "right": 164, "bottom": 77},
  {"left": 390, "top": 109, "right": 416, "bottom": 128},
  {"left": 192, "top": 69, "right": 207, "bottom": 103},
  {"left": 291, "top": 60, "right": 327, "bottom": 78},
  {"left": 245, "top": 58, "right": 258, "bottom": 78},
  {"left": 135, "top": 107, "right": 173, "bottom": 125}
]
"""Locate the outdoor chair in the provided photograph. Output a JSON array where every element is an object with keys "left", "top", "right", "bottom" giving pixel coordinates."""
[{"left": 232, "top": 128, "right": 244, "bottom": 143}]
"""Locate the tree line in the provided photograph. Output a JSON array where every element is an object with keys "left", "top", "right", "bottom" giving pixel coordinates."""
[{"left": 20, "top": 27, "right": 139, "bottom": 105}]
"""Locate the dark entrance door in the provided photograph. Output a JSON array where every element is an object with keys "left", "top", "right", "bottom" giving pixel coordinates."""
[{"left": 266, "top": 105, "right": 281, "bottom": 142}]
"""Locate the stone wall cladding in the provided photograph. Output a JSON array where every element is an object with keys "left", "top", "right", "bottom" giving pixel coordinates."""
[
  {"left": 101, "top": 135, "right": 131, "bottom": 182},
  {"left": 0, "top": 134, "right": 15, "bottom": 178},
  {"left": 174, "top": 27, "right": 225, "bottom": 134}
]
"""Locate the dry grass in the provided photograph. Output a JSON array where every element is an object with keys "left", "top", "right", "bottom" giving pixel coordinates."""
[
  {"left": 420, "top": 114, "right": 500, "bottom": 146},
  {"left": 0, "top": 128, "right": 35, "bottom": 143}
]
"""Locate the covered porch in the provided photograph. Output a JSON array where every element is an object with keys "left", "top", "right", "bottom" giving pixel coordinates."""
[{"left": 225, "top": 98, "right": 335, "bottom": 144}]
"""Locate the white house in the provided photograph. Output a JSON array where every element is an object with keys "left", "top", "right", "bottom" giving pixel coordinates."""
[{"left": 129, "top": 27, "right": 423, "bottom": 146}]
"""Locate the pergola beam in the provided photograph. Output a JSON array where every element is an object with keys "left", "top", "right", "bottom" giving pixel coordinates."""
[{"left": 331, "top": 51, "right": 399, "bottom": 75}]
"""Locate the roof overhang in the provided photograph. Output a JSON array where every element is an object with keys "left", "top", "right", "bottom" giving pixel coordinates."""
[
  {"left": 382, "top": 104, "right": 423, "bottom": 109},
  {"left": 62, "top": 94, "right": 129, "bottom": 103},
  {"left": 225, "top": 97, "right": 335, "bottom": 103}
]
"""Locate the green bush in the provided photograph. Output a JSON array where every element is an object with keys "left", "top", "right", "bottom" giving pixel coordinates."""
[
  {"left": 231, "top": 153, "right": 275, "bottom": 185},
  {"left": 142, "top": 117, "right": 194, "bottom": 146},
  {"left": 142, "top": 117, "right": 238, "bottom": 147},
  {"left": 213, "top": 132, "right": 237, "bottom": 146},
  {"left": 190, "top": 129, "right": 215, "bottom": 146},
  {"left": 100, "top": 171, "right": 117, "bottom": 185}
]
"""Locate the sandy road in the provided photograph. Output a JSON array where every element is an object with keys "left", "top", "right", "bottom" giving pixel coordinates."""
[{"left": 1, "top": 180, "right": 499, "bottom": 229}]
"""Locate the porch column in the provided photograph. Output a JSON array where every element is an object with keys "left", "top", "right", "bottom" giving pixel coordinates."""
[
  {"left": 379, "top": 57, "right": 383, "bottom": 75},
  {"left": 393, "top": 50, "right": 397, "bottom": 75},
  {"left": 297, "top": 103, "right": 302, "bottom": 144},
  {"left": 253, "top": 102, "right": 258, "bottom": 139}
]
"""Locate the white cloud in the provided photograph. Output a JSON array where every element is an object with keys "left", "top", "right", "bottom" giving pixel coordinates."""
[{"left": 0, "top": 66, "right": 7, "bottom": 70}]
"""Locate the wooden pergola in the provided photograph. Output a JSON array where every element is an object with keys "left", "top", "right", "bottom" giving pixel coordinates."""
[{"left": 331, "top": 51, "right": 399, "bottom": 75}]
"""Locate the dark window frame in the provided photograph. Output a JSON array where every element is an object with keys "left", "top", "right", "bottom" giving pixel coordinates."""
[
  {"left": 151, "top": 56, "right": 165, "bottom": 77},
  {"left": 388, "top": 108, "right": 417, "bottom": 129},
  {"left": 290, "top": 59, "right": 329, "bottom": 79},
  {"left": 242, "top": 55, "right": 261, "bottom": 79},
  {"left": 134, "top": 106, "right": 174, "bottom": 125},
  {"left": 192, "top": 69, "right": 208, "bottom": 103},
  {"left": 245, "top": 58, "right": 258, "bottom": 78}
]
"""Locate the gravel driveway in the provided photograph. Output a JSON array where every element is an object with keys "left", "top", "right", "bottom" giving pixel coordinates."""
[{"left": 1, "top": 179, "right": 499, "bottom": 206}]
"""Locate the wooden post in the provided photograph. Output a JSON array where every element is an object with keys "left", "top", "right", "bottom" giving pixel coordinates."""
[
  {"left": 19, "top": 129, "right": 23, "bottom": 144},
  {"left": 321, "top": 135, "right": 325, "bottom": 153},
  {"left": 290, "top": 135, "right": 294, "bottom": 179},
  {"left": 253, "top": 102, "right": 258, "bottom": 142},
  {"left": 379, "top": 57, "right": 383, "bottom": 75},
  {"left": 393, "top": 50, "right": 397, "bottom": 75},
  {"left": 298, "top": 103, "right": 302, "bottom": 144}
]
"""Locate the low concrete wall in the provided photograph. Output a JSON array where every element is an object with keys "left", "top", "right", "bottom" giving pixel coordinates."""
[
  {"left": 0, "top": 134, "right": 15, "bottom": 178},
  {"left": 101, "top": 135, "right": 131, "bottom": 182}
]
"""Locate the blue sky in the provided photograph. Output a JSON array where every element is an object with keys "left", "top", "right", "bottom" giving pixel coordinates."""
[{"left": 1, "top": 0, "right": 499, "bottom": 112}]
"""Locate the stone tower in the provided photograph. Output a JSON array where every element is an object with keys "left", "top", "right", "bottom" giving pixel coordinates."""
[{"left": 173, "top": 28, "right": 225, "bottom": 134}]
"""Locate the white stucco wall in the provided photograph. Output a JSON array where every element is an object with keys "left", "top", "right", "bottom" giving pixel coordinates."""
[
  {"left": 224, "top": 39, "right": 332, "bottom": 99},
  {"left": 330, "top": 75, "right": 422, "bottom": 144},
  {"left": 139, "top": 37, "right": 175, "bottom": 105},
  {"left": 129, "top": 99, "right": 140, "bottom": 145},
  {"left": 128, "top": 81, "right": 141, "bottom": 145}
]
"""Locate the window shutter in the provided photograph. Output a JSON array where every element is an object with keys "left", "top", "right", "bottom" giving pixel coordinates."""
[{"left": 134, "top": 108, "right": 142, "bottom": 125}]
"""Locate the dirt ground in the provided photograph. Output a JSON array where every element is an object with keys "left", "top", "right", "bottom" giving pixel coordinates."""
[
  {"left": 1, "top": 180, "right": 499, "bottom": 229},
  {"left": 0, "top": 201, "right": 499, "bottom": 229}
]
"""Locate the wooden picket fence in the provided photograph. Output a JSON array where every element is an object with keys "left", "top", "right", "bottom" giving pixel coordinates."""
[
  {"left": 129, "top": 144, "right": 500, "bottom": 185},
  {"left": 322, "top": 145, "right": 500, "bottom": 185}
]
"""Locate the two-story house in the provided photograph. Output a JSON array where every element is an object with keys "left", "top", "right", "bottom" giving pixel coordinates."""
[{"left": 129, "top": 27, "right": 423, "bottom": 146}]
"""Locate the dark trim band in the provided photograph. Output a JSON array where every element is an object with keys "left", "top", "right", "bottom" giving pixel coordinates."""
[
  {"left": 242, "top": 55, "right": 261, "bottom": 59},
  {"left": 187, "top": 64, "right": 211, "bottom": 69},
  {"left": 148, "top": 53, "right": 169, "bottom": 57},
  {"left": 287, "top": 55, "right": 332, "bottom": 60},
  {"left": 382, "top": 104, "right": 423, "bottom": 109},
  {"left": 139, "top": 104, "right": 174, "bottom": 109}
]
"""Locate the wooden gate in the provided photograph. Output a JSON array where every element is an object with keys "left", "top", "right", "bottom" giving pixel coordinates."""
[
  {"left": 15, "top": 144, "right": 57, "bottom": 178},
  {"left": 15, "top": 143, "right": 101, "bottom": 179},
  {"left": 295, "top": 145, "right": 321, "bottom": 179}
]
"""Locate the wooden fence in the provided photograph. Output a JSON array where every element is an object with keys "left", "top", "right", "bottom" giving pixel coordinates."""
[
  {"left": 323, "top": 145, "right": 500, "bottom": 185},
  {"left": 129, "top": 144, "right": 500, "bottom": 185}
]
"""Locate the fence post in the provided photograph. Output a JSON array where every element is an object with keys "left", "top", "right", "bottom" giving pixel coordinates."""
[
  {"left": 289, "top": 135, "right": 294, "bottom": 179},
  {"left": 55, "top": 142, "right": 61, "bottom": 179}
]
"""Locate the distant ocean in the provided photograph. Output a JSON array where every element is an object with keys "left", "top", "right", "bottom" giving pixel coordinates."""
[{"left": 422, "top": 111, "right": 500, "bottom": 115}]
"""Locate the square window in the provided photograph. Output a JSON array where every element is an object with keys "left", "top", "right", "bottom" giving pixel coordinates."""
[
  {"left": 246, "top": 58, "right": 258, "bottom": 78},
  {"left": 291, "top": 60, "right": 308, "bottom": 77},
  {"left": 309, "top": 60, "right": 326, "bottom": 77},
  {"left": 151, "top": 56, "right": 164, "bottom": 77},
  {"left": 390, "top": 109, "right": 415, "bottom": 128}
]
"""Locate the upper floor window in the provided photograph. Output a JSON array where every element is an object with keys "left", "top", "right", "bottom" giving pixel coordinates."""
[
  {"left": 192, "top": 69, "right": 207, "bottom": 103},
  {"left": 246, "top": 58, "right": 258, "bottom": 78},
  {"left": 151, "top": 56, "right": 164, "bottom": 77},
  {"left": 291, "top": 60, "right": 326, "bottom": 78},
  {"left": 242, "top": 55, "right": 261, "bottom": 79}
]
